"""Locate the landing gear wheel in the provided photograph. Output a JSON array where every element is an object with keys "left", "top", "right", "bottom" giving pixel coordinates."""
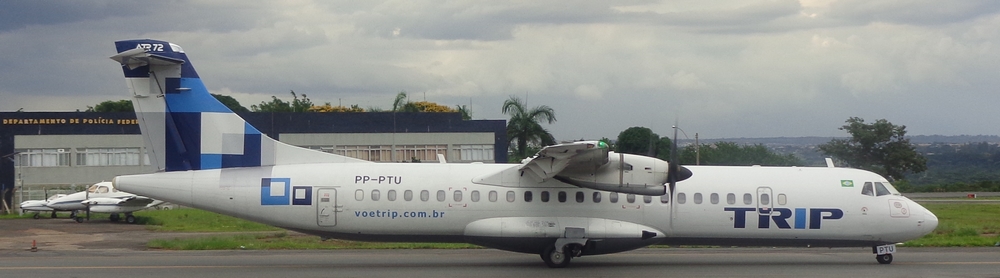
[
  {"left": 51, "top": 211, "right": 58, "bottom": 218},
  {"left": 876, "top": 254, "right": 893, "bottom": 264},
  {"left": 125, "top": 214, "right": 137, "bottom": 224},
  {"left": 33, "top": 213, "right": 40, "bottom": 219},
  {"left": 109, "top": 213, "right": 121, "bottom": 222},
  {"left": 541, "top": 245, "right": 571, "bottom": 268},
  {"left": 75, "top": 217, "right": 85, "bottom": 223}
]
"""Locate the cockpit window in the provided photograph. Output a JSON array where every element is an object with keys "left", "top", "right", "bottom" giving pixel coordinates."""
[
  {"left": 861, "top": 182, "right": 874, "bottom": 196},
  {"left": 874, "top": 182, "right": 891, "bottom": 196}
]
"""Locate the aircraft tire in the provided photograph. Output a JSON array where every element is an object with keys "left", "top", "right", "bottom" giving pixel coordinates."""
[
  {"left": 876, "top": 254, "right": 893, "bottom": 264},
  {"left": 33, "top": 213, "right": 40, "bottom": 219},
  {"left": 110, "top": 213, "right": 120, "bottom": 222},
  {"left": 541, "top": 245, "right": 571, "bottom": 268},
  {"left": 75, "top": 217, "right": 85, "bottom": 223},
  {"left": 125, "top": 215, "right": 137, "bottom": 224}
]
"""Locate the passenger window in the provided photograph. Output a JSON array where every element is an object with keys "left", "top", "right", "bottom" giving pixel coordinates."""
[
  {"left": 710, "top": 193, "right": 719, "bottom": 204},
  {"left": 355, "top": 189, "right": 364, "bottom": 201},
  {"left": 610, "top": 192, "right": 619, "bottom": 203},
  {"left": 593, "top": 192, "right": 602, "bottom": 203},
  {"left": 558, "top": 191, "right": 567, "bottom": 203},
  {"left": 437, "top": 190, "right": 446, "bottom": 202},
  {"left": 626, "top": 194, "right": 636, "bottom": 203},
  {"left": 506, "top": 191, "right": 515, "bottom": 202},
  {"left": 743, "top": 193, "right": 752, "bottom": 205},
  {"left": 760, "top": 193, "right": 769, "bottom": 205},
  {"left": 371, "top": 189, "right": 380, "bottom": 201},
  {"left": 420, "top": 190, "right": 430, "bottom": 202},
  {"left": 693, "top": 193, "right": 702, "bottom": 204},
  {"left": 727, "top": 193, "right": 736, "bottom": 205},
  {"left": 541, "top": 191, "right": 550, "bottom": 202},
  {"left": 387, "top": 190, "right": 396, "bottom": 201},
  {"left": 489, "top": 191, "right": 498, "bottom": 202},
  {"left": 643, "top": 195, "right": 652, "bottom": 204},
  {"left": 524, "top": 191, "right": 533, "bottom": 202},
  {"left": 660, "top": 194, "right": 669, "bottom": 204},
  {"left": 454, "top": 190, "right": 463, "bottom": 202},
  {"left": 576, "top": 192, "right": 585, "bottom": 203},
  {"left": 98, "top": 186, "right": 109, "bottom": 193},
  {"left": 677, "top": 193, "right": 686, "bottom": 204},
  {"left": 471, "top": 191, "right": 480, "bottom": 202},
  {"left": 874, "top": 182, "right": 891, "bottom": 196},
  {"left": 622, "top": 163, "right": 634, "bottom": 171},
  {"left": 861, "top": 182, "right": 874, "bottom": 196},
  {"left": 404, "top": 190, "right": 413, "bottom": 201},
  {"left": 777, "top": 194, "right": 787, "bottom": 205}
]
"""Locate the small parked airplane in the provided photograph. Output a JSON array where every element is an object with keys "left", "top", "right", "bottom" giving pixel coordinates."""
[
  {"left": 45, "top": 181, "right": 162, "bottom": 224},
  {"left": 20, "top": 194, "right": 70, "bottom": 219},
  {"left": 110, "top": 39, "right": 937, "bottom": 268}
]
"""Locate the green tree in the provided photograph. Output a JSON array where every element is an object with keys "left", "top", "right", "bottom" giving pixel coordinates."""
[
  {"left": 616, "top": 127, "right": 659, "bottom": 156},
  {"left": 86, "top": 100, "right": 133, "bottom": 112},
  {"left": 251, "top": 91, "right": 313, "bottom": 112},
  {"left": 211, "top": 94, "right": 250, "bottom": 113},
  {"left": 456, "top": 105, "right": 472, "bottom": 120},
  {"left": 502, "top": 95, "right": 556, "bottom": 160},
  {"left": 818, "top": 117, "right": 927, "bottom": 180},
  {"left": 680, "top": 142, "right": 802, "bottom": 166}
]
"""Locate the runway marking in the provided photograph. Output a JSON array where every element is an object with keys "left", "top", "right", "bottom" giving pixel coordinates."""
[{"left": 0, "top": 265, "right": 292, "bottom": 270}]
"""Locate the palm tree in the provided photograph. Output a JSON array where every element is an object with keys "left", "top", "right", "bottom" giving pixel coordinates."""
[{"left": 502, "top": 95, "right": 556, "bottom": 160}]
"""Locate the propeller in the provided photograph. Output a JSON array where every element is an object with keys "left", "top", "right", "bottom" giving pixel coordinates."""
[{"left": 667, "top": 124, "right": 693, "bottom": 228}]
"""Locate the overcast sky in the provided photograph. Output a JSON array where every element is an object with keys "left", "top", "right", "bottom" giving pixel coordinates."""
[{"left": 2, "top": 0, "right": 999, "bottom": 140}]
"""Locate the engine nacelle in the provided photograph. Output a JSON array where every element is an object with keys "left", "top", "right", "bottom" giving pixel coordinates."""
[{"left": 555, "top": 152, "right": 669, "bottom": 196}]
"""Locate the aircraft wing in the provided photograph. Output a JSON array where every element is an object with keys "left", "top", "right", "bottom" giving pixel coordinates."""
[{"left": 519, "top": 141, "right": 610, "bottom": 183}]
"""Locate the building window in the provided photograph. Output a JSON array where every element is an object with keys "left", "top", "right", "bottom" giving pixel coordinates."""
[
  {"left": 15, "top": 149, "right": 70, "bottom": 167},
  {"left": 454, "top": 144, "right": 494, "bottom": 161},
  {"left": 77, "top": 148, "right": 141, "bottom": 166},
  {"left": 397, "top": 145, "right": 448, "bottom": 162}
]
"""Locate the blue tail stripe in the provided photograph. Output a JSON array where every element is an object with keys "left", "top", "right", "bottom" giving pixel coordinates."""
[
  {"left": 166, "top": 112, "right": 202, "bottom": 171},
  {"left": 163, "top": 79, "right": 231, "bottom": 113}
]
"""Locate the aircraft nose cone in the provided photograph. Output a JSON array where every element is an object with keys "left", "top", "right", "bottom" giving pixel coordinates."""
[{"left": 922, "top": 208, "right": 939, "bottom": 234}]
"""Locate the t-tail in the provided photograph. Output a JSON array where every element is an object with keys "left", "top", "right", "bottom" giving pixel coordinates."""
[{"left": 110, "top": 39, "right": 366, "bottom": 172}]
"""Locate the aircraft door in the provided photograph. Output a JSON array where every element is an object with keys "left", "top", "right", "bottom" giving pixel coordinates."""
[
  {"left": 756, "top": 187, "right": 773, "bottom": 216},
  {"left": 317, "top": 188, "right": 339, "bottom": 227}
]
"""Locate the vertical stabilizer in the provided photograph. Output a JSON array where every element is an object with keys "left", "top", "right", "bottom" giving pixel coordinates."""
[{"left": 111, "top": 39, "right": 367, "bottom": 172}]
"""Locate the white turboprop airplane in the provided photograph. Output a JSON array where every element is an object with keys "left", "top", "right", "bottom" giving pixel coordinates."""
[
  {"left": 20, "top": 194, "right": 70, "bottom": 219},
  {"left": 110, "top": 39, "right": 937, "bottom": 268},
  {"left": 45, "top": 181, "right": 162, "bottom": 224}
]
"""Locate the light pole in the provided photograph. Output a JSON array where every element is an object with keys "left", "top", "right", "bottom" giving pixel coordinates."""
[{"left": 2, "top": 152, "right": 19, "bottom": 215}]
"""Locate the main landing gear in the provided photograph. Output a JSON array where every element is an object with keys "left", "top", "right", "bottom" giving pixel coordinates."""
[
  {"left": 108, "top": 213, "right": 139, "bottom": 224},
  {"left": 876, "top": 253, "right": 893, "bottom": 264},
  {"left": 540, "top": 227, "right": 587, "bottom": 268}
]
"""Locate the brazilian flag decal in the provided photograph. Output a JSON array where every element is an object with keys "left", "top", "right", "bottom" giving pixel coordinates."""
[{"left": 841, "top": 180, "right": 854, "bottom": 187}]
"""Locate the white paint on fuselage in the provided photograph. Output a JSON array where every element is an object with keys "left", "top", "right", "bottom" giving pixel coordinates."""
[{"left": 115, "top": 163, "right": 937, "bottom": 248}]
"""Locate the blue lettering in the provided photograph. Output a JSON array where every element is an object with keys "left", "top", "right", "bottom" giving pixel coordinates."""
[
  {"left": 725, "top": 207, "right": 756, "bottom": 228},
  {"left": 809, "top": 208, "right": 843, "bottom": 229},
  {"left": 726, "top": 207, "right": 842, "bottom": 230}
]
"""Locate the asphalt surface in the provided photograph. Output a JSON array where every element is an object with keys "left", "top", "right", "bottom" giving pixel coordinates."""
[{"left": 3, "top": 218, "right": 1000, "bottom": 277}]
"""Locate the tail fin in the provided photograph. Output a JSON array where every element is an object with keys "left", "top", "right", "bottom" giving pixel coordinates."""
[{"left": 110, "top": 39, "right": 366, "bottom": 172}]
